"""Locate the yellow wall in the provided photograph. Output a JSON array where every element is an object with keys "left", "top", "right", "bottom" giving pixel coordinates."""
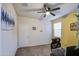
[
  {"left": 51, "top": 12, "right": 78, "bottom": 48},
  {"left": 61, "top": 12, "right": 77, "bottom": 48}
]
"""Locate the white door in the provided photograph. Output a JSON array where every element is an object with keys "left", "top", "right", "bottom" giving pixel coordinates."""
[{"left": 19, "top": 24, "right": 30, "bottom": 47}]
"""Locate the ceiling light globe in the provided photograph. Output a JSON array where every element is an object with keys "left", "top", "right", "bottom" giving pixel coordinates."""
[{"left": 46, "top": 12, "right": 50, "bottom": 15}]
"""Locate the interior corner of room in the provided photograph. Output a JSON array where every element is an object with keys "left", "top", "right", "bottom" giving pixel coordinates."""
[{"left": 0, "top": 3, "right": 79, "bottom": 56}]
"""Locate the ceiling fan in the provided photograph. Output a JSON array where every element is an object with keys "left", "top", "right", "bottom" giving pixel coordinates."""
[
  {"left": 37, "top": 4, "right": 60, "bottom": 17},
  {"left": 21, "top": 3, "right": 61, "bottom": 18}
]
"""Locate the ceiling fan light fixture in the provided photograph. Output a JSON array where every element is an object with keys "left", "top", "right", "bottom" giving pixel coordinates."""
[{"left": 46, "top": 12, "right": 50, "bottom": 15}]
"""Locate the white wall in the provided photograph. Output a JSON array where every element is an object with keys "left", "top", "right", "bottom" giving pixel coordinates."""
[
  {"left": 0, "top": 3, "right": 2, "bottom": 56},
  {"left": 18, "top": 16, "right": 52, "bottom": 48},
  {"left": 1, "top": 4, "right": 17, "bottom": 56}
]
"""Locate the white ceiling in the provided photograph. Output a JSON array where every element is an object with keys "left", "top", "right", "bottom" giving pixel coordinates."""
[{"left": 13, "top": 3, "right": 78, "bottom": 20}]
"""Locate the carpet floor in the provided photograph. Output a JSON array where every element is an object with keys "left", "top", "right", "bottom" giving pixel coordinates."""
[{"left": 15, "top": 44, "right": 51, "bottom": 56}]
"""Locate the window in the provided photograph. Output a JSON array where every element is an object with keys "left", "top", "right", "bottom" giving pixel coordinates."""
[{"left": 54, "top": 22, "right": 61, "bottom": 37}]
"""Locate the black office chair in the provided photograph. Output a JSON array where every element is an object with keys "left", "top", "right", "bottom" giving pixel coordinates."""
[{"left": 51, "top": 37, "right": 61, "bottom": 50}]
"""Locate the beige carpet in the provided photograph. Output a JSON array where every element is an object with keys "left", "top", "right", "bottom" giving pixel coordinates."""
[{"left": 15, "top": 44, "right": 51, "bottom": 56}]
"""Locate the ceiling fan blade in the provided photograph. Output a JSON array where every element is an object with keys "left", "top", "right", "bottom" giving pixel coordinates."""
[
  {"left": 51, "top": 7, "right": 60, "bottom": 11},
  {"left": 50, "top": 13, "right": 55, "bottom": 16},
  {"left": 43, "top": 14, "right": 46, "bottom": 17},
  {"left": 37, "top": 4, "right": 47, "bottom": 13},
  {"left": 44, "top": 4, "right": 47, "bottom": 10},
  {"left": 37, "top": 11, "right": 45, "bottom": 13},
  {"left": 22, "top": 9, "right": 42, "bottom": 12},
  {"left": 48, "top": 7, "right": 51, "bottom": 10},
  {"left": 44, "top": 4, "right": 49, "bottom": 11}
]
